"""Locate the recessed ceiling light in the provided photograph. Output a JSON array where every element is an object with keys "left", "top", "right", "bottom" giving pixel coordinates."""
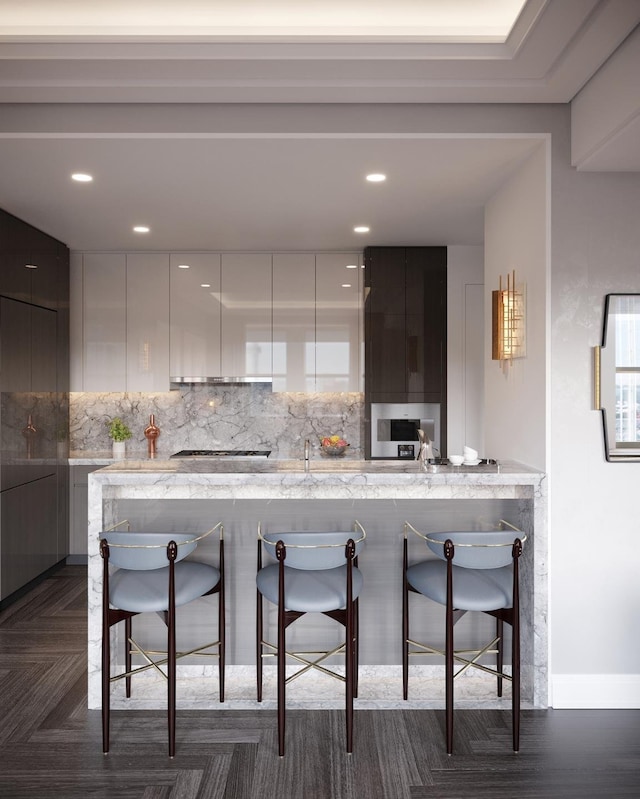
[
  {"left": 71, "top": 172, "right": 93, "bottom": 182},
  {"left": 177, "top": 263, "right": 190, "bottom": 269},
  {"left": 133, "top": 225, "right": 150, "bottom": 233},
  {"left": 24, "top": 263, "right": 38, "bottom": 269},
  {"left": 346, "top": 264, "right": 358, "bottom": 269},
  {"left": 342, "top": 283, "right": 352, "bottom": 288},
  {"left": 366, "top": 173, "right": 386, "bottom": 183},
  {"left": 354, "top": 226, "right": 370, "bottom": 234},
  {"left": 201, "top": 283, "right": 211, "bottom": 288}
]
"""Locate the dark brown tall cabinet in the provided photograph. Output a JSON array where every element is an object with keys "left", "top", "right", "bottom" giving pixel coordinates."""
[
  {"left": 364, "top": 246, "right": 447, "bottom": 452},
  {"left": 0, "top": 208, "right": 69, "bottom": 606}
]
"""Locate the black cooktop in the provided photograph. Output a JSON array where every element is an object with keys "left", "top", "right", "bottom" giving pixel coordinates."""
[{"left": 170, "top": 449, "right": 271, "bottom": 458}]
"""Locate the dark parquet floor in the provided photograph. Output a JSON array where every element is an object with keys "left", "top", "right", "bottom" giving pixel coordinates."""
[{"left": 1, "top": 565, "right": 639, "bottom": 798}]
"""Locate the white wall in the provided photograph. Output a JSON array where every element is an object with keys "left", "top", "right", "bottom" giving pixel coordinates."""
[
  {"left": 484, "top": 144, "right": 548, "bottom": 471},
  {"left": 446, "top": 245, "right": 484, "bottom": 456},
  {"left": 549, "top": 130, "right": 640, "bottom": 707}
]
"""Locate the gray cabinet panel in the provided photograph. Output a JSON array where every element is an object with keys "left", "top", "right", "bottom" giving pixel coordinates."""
[
  {"left": 0, "top": 298, "right": 31, "bottom": 392},
  {"left": 0, "top": 208, "right": 69, "bottom": 603},
  {"left": 0, "top": 475, "right": 58, "bottom": 600},
  {"left": 31, "top": 305, "right": 57, "bottom": 392}
]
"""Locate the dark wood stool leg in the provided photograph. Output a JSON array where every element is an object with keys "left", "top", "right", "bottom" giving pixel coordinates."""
[
  {"left": 219, "top": 539, "right": 225, "bottom": 703},
  {"left": 167, "top": 546, "right": 177, "bottom": 758},
  {"left": 100, "top": 541, "right": 111, "bottom": 755},
  {"left": 402, "top": 536, "right": 409, "bottom": 700},
  {"left": 496, "top": 616, "right": 504, "bottom": 698},
  {"left": 345, "top": 540, "right": 355, "bottom": 753},
  {"left": 125, "top": 616, "right": 132, "bottom": 698},
  {"left": 256, "top": 590, "right": 263, "bottom": 702},
  {"left": 102, "top": 614, "right": 111, "bottom": 754},
  {"left": 353, "top": 596, "right": 360, "bottom": 699},
  {"left": 512, "top": 582, "right": 521, "bottom": 750},
  {"left": 512, "top": 538, "right": 522, "bottom": 752},
  {"left": 276, "top": 542, "right": 286, "bottom": 757},
  {"left": 445, "top": 541, "right": 454, "bottom": 755}
]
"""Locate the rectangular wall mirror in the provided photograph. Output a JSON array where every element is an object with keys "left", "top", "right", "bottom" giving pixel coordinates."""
[{"left": 595, "top": 294, "right": 640, "bottom": 461}]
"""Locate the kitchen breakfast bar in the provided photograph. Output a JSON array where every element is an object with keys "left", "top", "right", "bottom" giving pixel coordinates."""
[{"left": 87, "top": 458, "right": 547, "bottom": 711}]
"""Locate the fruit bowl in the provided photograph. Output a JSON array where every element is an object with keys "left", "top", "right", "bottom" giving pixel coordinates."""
[
  {"left": 320, "top": 436, "right": 349, "bottom": 456},
  {"left": 321, "top": 444, "right": 349, "bottom": 457}
]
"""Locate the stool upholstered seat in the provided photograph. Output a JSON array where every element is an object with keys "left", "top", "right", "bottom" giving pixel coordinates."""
[
  {"left": 406, "top": 560, "right": 512, "bottom": 611},
  {"left": 109, "top": 560, "right": 220, "bottom": 614},
  {"left": 256, "top": 562, "right": 363, "bottom": 613}
]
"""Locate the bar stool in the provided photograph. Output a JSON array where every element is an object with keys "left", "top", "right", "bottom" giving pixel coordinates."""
[
  {"left": 403, "top": 521, "right": 525, "bottom": 754},
  {"left": 256, "top": 522, "right": 366, "bottom": 756},
  {"left": 99, "top": 521, "right": 225, "bottom": 757}
]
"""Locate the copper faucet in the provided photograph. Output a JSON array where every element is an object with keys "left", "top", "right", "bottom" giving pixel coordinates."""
[
  {"left": 144, "top": 414, "right": 160, "bottom": 458},
  {"left": 22, "top": 414, "right": 37, "bottom": 458}
]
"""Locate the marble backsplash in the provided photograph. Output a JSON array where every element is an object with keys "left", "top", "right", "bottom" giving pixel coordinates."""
[{"left": 69, "top": 385, "right": 364, "bottom": 459}]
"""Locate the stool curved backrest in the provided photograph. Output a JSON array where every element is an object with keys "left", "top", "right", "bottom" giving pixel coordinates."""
[
  {"left": 101, "top": 531, "right": 199, "bottom": 570},
  {"left": 424, "top": 530, "right": 527, "bottom": 570},
  {"left": 261, "top": 527, "right": 366, "bottom": 570}
]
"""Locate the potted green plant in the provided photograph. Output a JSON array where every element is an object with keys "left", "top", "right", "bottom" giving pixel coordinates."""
[{"left": 107, "top": 416, "right": 132, "bottom": 459}]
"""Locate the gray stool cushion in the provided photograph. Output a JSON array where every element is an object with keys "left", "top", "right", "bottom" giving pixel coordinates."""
[
  {"left": 110, "top": 561, "right": 220, "bottom": 613},
  {"left": 257, "top": 563, "right": 363, "bottom": 613},
  {"left": 407, "top": 559, "right": 513, "bottom": 611}
]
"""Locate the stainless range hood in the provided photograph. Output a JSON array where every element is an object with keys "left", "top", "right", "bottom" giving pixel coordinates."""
[{"left": 170, "top": 376, "right": 272, "bottom": 388}]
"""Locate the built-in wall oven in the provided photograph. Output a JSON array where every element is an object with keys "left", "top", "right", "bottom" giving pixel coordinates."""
[{"left": 369, "top": 402, "right": 441, "bottom": 459}]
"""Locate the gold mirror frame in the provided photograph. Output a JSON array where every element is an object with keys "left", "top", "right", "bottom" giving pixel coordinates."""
[{"left": 595, "top": 294, "right": 640, "bottom": 462}]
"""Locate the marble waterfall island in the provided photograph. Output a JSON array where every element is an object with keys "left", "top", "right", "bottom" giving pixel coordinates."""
[{"left": 88, "top": 458, "right": 547, "bottom": 711}]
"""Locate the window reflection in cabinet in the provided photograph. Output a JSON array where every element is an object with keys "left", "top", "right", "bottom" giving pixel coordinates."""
[
  {"left": 221, "top": 254, "right": 272, "bottom": 380},
  {"left": 170, "top": 254, "right": 221, "bottom": 379},
  {"left": 273, "top": 254, "right": 315, "bottom": 391},
  {"left": 315, "top": 253, "right": 362, "bottom": 392},
  {"left": 127, "top": 253, "right": 170, "bottom": 391}
]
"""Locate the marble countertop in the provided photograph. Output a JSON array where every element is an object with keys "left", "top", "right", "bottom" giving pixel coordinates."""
[
  {"left": 73, "top": 451, "right": 541, "bottom": 474},
  {"left": 86, "top": 456, "right": 544, "bottom": 500}
]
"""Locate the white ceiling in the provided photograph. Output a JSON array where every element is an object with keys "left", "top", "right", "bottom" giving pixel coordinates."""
[
  {"left": 0, "top": 1, "right": 638, "bottom": 251},
  {"left": 0, "top": 1, "right": 528, "bottom": 41}
]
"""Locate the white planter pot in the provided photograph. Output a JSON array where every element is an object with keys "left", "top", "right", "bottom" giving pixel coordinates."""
[{"left": 112, "top": 441, "right": 126, "bottom": 459}]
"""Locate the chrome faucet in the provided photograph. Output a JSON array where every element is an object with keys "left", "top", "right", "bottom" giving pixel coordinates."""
[{"left": 416, "top": 428, "right": 435, "bottom": 464}]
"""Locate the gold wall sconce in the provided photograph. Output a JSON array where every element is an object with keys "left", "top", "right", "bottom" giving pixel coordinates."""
[{"left": 492, "top": 270, "right": 526, "bottom": 361}]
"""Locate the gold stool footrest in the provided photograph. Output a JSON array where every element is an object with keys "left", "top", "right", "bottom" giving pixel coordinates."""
[
  {"left": 111, "top": 638, "right": 222, "bottom": 684},
  {"left": 261, "top": 639, "right": 347, "bottom": 684},
  {"left": 407, "top": 637, "right": 512, "bottom": 682}
]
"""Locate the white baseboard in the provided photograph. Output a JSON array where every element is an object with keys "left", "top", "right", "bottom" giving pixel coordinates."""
[{"left": 551, "top": 674, "right": 640, "bottom": 708}]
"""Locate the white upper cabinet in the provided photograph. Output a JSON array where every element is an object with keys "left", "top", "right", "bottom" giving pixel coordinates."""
[
  {"left": 315, "top": 253, "right": 362, "bottom": 392},
  {"left": 169, "top": 254, "right": 221, "bottom": 379},
  {"left": 272, "top": 254, "right": 315, "bottom": 392},
  {"left": 220, "top": 254, "right": 272, "bottom": 380},
  {"left": 70, "top": 249, "right": 363, "bottom": 392},
  {"left": 127, "top": 254, "right": 170, "bottom": 392},
  {"left": 82, "top": 253, "right": 126, "bottom": 392}
]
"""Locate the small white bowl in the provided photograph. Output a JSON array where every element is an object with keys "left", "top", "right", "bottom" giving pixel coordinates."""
[{"left": 449, "top": 455, "right": 464, "bottom": 466}]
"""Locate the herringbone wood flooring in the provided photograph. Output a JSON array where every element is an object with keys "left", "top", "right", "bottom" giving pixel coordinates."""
[{"left": 1, "top": 566, "right": 639, "bottom": 798}]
